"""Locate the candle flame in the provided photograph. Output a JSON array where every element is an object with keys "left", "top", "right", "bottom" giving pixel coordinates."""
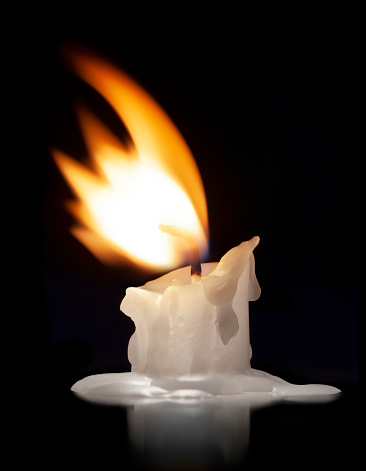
[{"left": 52, "top": 49, "right": 209, "bottom": 270}]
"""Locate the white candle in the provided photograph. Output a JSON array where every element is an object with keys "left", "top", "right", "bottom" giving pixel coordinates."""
[
  {"left": 72, "top": 233, "right": 340, "bottom": 400},
  {"left": 121, "top": 237, "right": 260, "bottom": 377},
  {"left": 72, "top": 237, "right": 340, "bottom": 401}
]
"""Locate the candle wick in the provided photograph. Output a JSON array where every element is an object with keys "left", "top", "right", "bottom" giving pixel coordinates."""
[
  {"left": 190, "top": 245, "right": 202, "bottom": 281},
  {"left": 159, "top": 224, "right": 202, "bottom": 279}
]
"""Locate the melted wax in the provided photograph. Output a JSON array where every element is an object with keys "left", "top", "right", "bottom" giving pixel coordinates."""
[{"left": 72, "top": 237, "right": 340, "bottom": 403}]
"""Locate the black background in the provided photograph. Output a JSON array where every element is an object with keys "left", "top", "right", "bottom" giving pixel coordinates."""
[{"left": 30, "top": 0, "right": 358, "bottom": 468}]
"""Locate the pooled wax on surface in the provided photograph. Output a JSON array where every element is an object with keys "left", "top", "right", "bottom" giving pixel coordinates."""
[{"left": 72, "top": 237, "right": 340, "bottom": 402}]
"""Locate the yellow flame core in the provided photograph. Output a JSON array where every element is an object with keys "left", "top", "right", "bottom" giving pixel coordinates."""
[{"left": 53, "top": 51, "right": 209, "bottom": 270}]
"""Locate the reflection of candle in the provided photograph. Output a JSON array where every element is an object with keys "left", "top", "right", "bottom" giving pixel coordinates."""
[
  {"left": 126, "top": 397, "right": 252, "bottom": 468},
  {"left": 121, "top": 237, "right": 260, "bottom": 376},
  {"left": 53, "top": 49, "right": 341, "bottom": 399}
]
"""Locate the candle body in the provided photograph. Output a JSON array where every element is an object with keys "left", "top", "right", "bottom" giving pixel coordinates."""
[{"left": 121, "top": 237, "right": 260, "bottom": 376}]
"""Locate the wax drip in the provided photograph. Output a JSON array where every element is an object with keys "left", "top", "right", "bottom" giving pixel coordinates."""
[{"left": 159, "top": 224, "right": 202, "bottom": 280}]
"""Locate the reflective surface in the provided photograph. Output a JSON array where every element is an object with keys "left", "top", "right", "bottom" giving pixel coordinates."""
[{"left": 36, "top": 381, "right": 356, "bottom": 470}]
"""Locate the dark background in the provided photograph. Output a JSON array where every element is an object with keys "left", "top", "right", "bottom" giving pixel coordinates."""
[{"left": 31, "top": 0, "right": 358, "bottom": 468}]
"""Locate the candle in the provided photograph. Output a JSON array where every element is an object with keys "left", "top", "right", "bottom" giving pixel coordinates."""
[
  {"left": 121, "top": 236, "right": 260, "bottom": 377},
  {"left": 73, "top": 235, "right": 340, "bottom": 400},
  {"left": 51, "top": 49, "right": 340, "bottom": 400}
]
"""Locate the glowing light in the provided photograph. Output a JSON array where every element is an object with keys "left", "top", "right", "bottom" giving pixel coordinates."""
[{"left": 53, "top": 50, "right": 209, "bottom": 270}]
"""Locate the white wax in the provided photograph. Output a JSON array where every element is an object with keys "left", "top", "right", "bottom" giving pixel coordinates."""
[
  {"left": 120, "top": 237, "right": 261, "bottom": 376},
  {"left": 71, "top": 237, "right": 341, "bottom": 403},
  {"left": 71, "top": 370, "right": 340, "bottom": 404}
]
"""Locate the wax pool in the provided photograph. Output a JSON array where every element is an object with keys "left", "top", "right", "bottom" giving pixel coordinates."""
[{"left": 72, "top": 237, "right": 340, "bottom": 401}]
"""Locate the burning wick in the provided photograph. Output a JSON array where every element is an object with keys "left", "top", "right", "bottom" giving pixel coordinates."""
[{"left": 159, "top": 224, "right": 202, "bottom": 281}]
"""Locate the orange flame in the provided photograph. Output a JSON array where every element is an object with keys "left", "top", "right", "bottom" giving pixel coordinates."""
[{"left": 52, "top": 50, "right": 209, "bottom": 270}]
